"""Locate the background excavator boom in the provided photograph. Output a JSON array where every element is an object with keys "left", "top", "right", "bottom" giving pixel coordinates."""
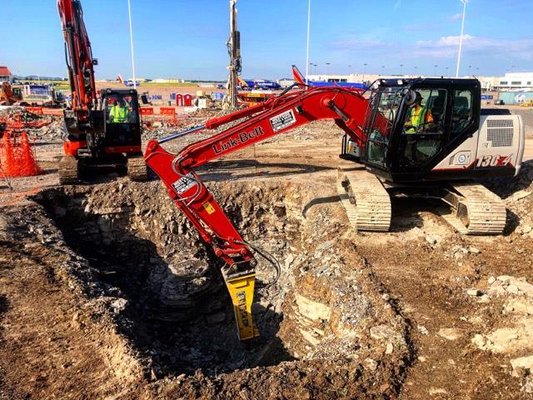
[{"left": 57, "top": 0, "right": 97, "bottom": 120}]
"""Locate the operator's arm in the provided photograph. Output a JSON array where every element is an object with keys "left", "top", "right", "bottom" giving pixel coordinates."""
[
  {"left": 404, "top": 108, "right": 415, "bottom": 132},
  {"left": 425, "top": 109, "right": 434, "bottom": 123}
]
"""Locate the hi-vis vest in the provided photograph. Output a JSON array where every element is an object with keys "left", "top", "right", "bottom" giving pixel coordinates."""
[
  {"left": 110, "top": 105, "right": 128, "bottom": 122},
  {"left": 406, "top": 105, "right": 429, "bottom": 133}
]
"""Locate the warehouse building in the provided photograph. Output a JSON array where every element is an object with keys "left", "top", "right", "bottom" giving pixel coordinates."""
[{"left": 493, "top": 72, "right": 533, "bottom": 90}]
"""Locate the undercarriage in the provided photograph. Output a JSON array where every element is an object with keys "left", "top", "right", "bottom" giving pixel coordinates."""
[{"left": 338, "top": 161, "right": 508, "bottom": 235}]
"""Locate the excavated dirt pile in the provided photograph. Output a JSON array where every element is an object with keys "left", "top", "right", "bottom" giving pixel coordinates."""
[{"left": 0, "top": 179, "right": 411, "bottom": 399}]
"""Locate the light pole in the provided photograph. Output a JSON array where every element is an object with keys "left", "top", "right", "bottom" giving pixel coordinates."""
[
  {"left": 325, "top": 62, "right": 331, "bottom": 76},
  {"left": 455, "top": 0, "right": 468, "bottom": 78},
  {"left": 362, "top": 63, "right": 367, "bottom": 82},
  {"left": 400, "top": 64, "right": 404, "bottom": 76},
  {"left": 127, "top": 0, "right": 137, "bottom": 89},
  {"left": 381, "top": 65, "right": 385, "bottom": 76},
  {"left": 434, "top": 64, "right": 438, "bottom": 76},
  {"left": 305, "top": 0, "right": 311, "bottom": 84}
]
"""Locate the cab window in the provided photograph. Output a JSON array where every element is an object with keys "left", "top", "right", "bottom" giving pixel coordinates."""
[
  {"left": 105, "top": 94, "right": 138, "bottom": 124},
  {"left": 401, "top": 87, "right": 447, "bottom": 166},
  {"left": 365, "top": 87, "right": 402, "bottom": 167},
  {"left": 451, "top": 89, "right": 473, "bottom": 137}
]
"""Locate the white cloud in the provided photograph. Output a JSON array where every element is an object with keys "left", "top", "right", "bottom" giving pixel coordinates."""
[
  {"left": 330, "top": 38, "right": 388, "bottom": 50},
  {"left": 414, "top": 35, "right": 533, "bottom": 60},
  {"left": 449, "top": 13, "right": 463, "bottom": 21},
  {"left": 418, "top": 34, "right": 474, "bottom": 47}
]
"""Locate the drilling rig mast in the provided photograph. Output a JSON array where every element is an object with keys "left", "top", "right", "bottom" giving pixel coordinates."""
[{"left": 225, "top": 0, "right": 241, "bottom": 108}]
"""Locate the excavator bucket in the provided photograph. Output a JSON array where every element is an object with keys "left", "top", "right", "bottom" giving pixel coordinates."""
[{"left": 223, "top": 271, "right": 258, "bottom": 340}]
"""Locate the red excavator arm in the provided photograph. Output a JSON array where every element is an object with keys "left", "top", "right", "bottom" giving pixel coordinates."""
[
  {"left": 57, "top": 0, "right": 97, "bottom": 122},
  {"left": 144, "top": 86, "right": 388, "bottom": 340}
]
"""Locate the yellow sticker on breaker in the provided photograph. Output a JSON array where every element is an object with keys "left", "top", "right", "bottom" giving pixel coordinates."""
[{"left": 203, "top": 202, "right": 216, "bottom": 214}]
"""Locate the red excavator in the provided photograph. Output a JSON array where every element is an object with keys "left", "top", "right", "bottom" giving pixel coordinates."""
[
  {"left": 0, "top": 82, "right": 23, "bottom": 106},
  {"left": 144, "top": 78, "right": 524, "bottom": 340},
  {"left": 57, "top": 0, "right": 147, "bottom": 184}
]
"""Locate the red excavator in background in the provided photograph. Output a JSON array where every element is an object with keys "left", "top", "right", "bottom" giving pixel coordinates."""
[
  {"left": 144, "top": 78, "right": 524, "bottom": 340},
  {"left": 57, "top": 0, "right": 147, "bottom": 184},
  {"left": 0, "top": 82, "right": 23, "bottom": 106}
]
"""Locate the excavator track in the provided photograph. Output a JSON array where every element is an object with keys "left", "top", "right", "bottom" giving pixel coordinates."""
[
  {"left": 58, "top": 155, "right": 80, "bottom": 185},
  {"left": 441, "top": 183, "right": 507, "bottom": 235},
  {"left": 127, "top": 155, "right": 148, "bottom": 182},
  {"left": 337, "top": 161, "right": 392, "bottom": 232}
]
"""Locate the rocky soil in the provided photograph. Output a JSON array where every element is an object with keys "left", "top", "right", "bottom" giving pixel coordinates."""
[
  {"left": 0, "top": 106, "right": 532, "bottom": 399},
  {"left": 1, "top": 180, "right": 411, "bottom": 399}
]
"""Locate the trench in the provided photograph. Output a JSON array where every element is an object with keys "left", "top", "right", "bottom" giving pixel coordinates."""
[{"left": 34, "top": 179, "right": 409, "bottom": 395}]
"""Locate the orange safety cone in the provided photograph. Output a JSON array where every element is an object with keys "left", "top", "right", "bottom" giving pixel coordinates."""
[
  {"left": 1, "top": 131, "right": 16, "bottom": 176},
  {"left": 0, "top": 130, "right": 41, "bottom": 178},
  {"left": 19, "top": 132, "right": 41, "bottom": 176}
]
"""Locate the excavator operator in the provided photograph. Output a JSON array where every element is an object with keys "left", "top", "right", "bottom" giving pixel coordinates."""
[
  {"left": 404, "top": 92, "right": 434, "bottom": 133},
  {"left": 404, "top": 91, "right": 435, "bottom": 163},
  {"left": 109, "top": 98, "right": 129, "bottom": 123}
]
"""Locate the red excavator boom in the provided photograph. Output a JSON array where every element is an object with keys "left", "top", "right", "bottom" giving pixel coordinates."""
[
  {"left": 57, "top": 0, "right": 98, "bottom": 121},
  {"left": 144, "top": 86, "right": 388, "bottom": 340}
]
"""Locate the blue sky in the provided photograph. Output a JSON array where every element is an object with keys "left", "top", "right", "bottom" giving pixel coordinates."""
[{"left": 1, "top": 0, "right": 531, "bottom": 80}]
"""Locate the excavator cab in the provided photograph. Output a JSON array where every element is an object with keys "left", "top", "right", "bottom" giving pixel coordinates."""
[
  {"left": 101, "top": 89, "right": 142, "bottom": 152},
  {"left": 346, "top": 78, "right": 483, "bottom": 183},
  {"left": 59, "top": 88, "right": 146, "bottom": 184}
]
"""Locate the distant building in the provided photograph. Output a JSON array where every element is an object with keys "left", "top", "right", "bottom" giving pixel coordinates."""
[
  {"left": 0, "top": 66, "right": 13, "bottom": 83},
  {"left": 493, "top": 72, "right": 533, "bottom": 91},
  {"left": 307, "top": 74, "right": 354, "bottom": 83},
  {"left": 277, "top": 78, "right": 295, "bottom": 88},
  {"left": 153, "top": 78, "right": 185, "bottom": 83}
]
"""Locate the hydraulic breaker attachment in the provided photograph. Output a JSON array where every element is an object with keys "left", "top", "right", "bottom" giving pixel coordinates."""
[{"left": 222, "top": 267, "right": 258, "bottom": 340}]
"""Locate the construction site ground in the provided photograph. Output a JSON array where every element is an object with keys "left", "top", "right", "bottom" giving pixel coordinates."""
[{"left": 1, "top": 104, "right": 533, "bottom": 399}]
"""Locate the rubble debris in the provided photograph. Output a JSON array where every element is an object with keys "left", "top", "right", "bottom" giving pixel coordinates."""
[{"left": 3, "top": 180, "right": 411, "bottom": 398}]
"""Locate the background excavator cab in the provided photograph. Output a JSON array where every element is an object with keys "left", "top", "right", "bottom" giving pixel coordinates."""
[
  {"left": 354, "top": 78, "right": 481, "bottom": 183},
  {"left": 101, "top": 89, "right": 142, "bottom": 154}
]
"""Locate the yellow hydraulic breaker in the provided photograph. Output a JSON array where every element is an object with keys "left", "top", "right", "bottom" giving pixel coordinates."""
[{"left": 222, "top": 269, "right": 259, "bottom": 340}]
